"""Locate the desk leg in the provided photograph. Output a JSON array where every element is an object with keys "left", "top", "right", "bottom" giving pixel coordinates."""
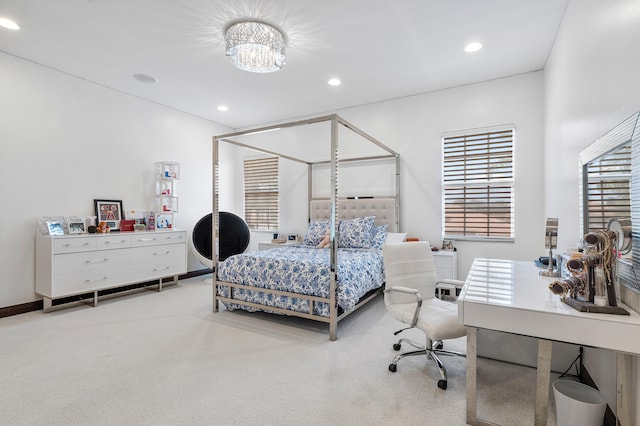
[
  {"left": 466, "top": 327, "right": 478, "bottom": 425},
  {"left": 617, "top": 353, "right": 632, "bottom": 426},
  {"left": 535, "top": 339, "right": 552, "bottom": 426}
]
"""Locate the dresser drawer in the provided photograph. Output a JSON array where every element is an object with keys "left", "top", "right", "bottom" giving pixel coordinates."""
[
  {"left": 116, "top": 244, "right": 183, "bottom": 265},
  {"left": 130, "top": 231, "right": 186, "bottom": 247},
  {"left": 51, "top": 268, "right": 132, "bottom": 296},
  {"left": 116, "top": 244, "right": 186, "bottom": 282},
  {"left": 53, "top": 247, "right": 131, "bottom": 271},
  {"left": 54, "top": 237, "right": 96, "bottom": 253},
  {"left": 51, "top": 253, "right": 128, "bottom": 296},
  {"left": 96, "top": 234, "right": 131, "bottom": 249}
]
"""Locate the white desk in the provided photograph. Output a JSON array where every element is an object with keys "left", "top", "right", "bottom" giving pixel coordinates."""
[{"left": 458, "top": 258, "right": 640, "bottom": 426}]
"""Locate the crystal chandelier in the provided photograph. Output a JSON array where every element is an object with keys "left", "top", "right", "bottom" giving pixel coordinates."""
[{"left": 225, "top": 21, "right": 286, "bottom": 73}]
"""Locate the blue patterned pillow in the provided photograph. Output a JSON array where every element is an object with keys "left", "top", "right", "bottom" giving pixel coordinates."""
[
  {"left": 371, "top": 224, "right": 388, "bottom": 249},
  {"left": 338, "top": 216, "right": 376, "bottom": 248},
  {"left": 302, "top": 220, "right": 329, "bottom": 246}
]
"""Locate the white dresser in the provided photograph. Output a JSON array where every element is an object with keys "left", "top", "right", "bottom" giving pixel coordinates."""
[{"left": 36, "top": 230, "right": 187, "bottom": 311}]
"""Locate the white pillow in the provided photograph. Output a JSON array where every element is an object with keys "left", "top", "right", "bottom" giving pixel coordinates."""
[{"left": 385, "top": 232, "right": 407, "bottom": 244}]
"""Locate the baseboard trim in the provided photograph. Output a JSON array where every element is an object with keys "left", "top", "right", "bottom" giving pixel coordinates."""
[
  {"left": 0, "top": 268, "right": 213, "bottom": 319},
  {"left": 0, "top": 300, "right": 44, "bottom": 318}
]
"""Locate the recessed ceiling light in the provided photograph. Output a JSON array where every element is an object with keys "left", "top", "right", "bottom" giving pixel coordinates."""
[
  {"left": 328, "top": 78, "right": 341, "bottom": 86},
  {"left": 0, "top": 17, "right": 20, "bottom": 30},
  {"left": 464, "top": 42, "right": 483, "bottom": 53},
  {"left": 132, "top": 73, "right": 158, "bottom": 84},
  {"left": 217, "top": 105, "right": 229, "bottom": 112}
]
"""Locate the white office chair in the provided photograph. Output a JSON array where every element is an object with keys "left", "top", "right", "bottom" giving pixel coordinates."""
[{"left": 382, "top": 242, "right": 466, "bottom": 390}]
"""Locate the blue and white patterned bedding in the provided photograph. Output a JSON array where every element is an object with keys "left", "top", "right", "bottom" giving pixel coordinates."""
[{"left": 216, "top": 245, "right": 384, "bottom": 317}]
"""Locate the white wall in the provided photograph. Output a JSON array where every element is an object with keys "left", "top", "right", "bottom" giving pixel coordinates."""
[
  {"left": 0, "top": 52, "right": 230, "bottom": 307},
  {"left": 231, "top": 73, "right": 545, "bottom": 271},
  {"left": 336, "top": 72, "right": 546, "bottom": 277},
  {"left": 330, "top": 72, "right": 584, "bottom": 372},
  {"left": 543, "top": 0, "right": 640, "bottom": 420}
]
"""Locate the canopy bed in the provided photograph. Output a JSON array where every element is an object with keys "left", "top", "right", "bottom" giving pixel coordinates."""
[{"left": 212, "top": 114, "right": 399, "bottom": 340}]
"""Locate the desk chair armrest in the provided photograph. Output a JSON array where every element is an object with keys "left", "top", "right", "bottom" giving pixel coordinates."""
[{"left": 384, "top": 285, "right": 423, "bottom": 326}]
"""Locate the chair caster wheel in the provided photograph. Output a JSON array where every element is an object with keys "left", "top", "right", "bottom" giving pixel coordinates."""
[
  {"left": 434, "top": 341, "right": 443, "bottom": 350},
  {"left": 388, "top": 364, "right": 397, "bottom": 373},
  {"left": 437, "top": 380, "right": 447, "bottom": 390},
  {"left": 393, "top": 343, "right": 401, "bottom": 351}
]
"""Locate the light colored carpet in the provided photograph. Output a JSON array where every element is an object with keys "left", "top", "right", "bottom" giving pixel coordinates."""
[{"left": 0, "top": 275, "right": 558, "bottom": 425}]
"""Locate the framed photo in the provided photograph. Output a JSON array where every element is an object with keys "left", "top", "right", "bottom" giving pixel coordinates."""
[
  {"left": 442, "top": 239, "right": 455, "bottom": 251},
  {"left": 68, "top": 221, "right": 86, "bottom": 234},
  {"left": 47, "top": 221, "right": 64, "bottom": 236},
  {"left": 38, "top": 216, "right": 65, "bottom": 235},
  {"left": 155, "top": 213, "right": 173, "bottom": 229},
  {"left": 94, "top": 199, "right": 123, "bottom": 231}
]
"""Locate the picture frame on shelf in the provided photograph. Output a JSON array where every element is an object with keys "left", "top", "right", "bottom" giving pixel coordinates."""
[
  {"left": 442, "top": 239, "right": 455, "bottom": 251},
  {"left": 47, "top": 221, "right": 64, "bottom": 236},
  {"left": 37, "top": 216, "right": 65, "bottom": 235},
  {"left": 68, "top": 221, "right": 86, "bottom": 234},
  {"left": 94, "top": 199, "right": 123, "bottom": 231},
  {"left": 156, "top": 161, "right": 180, "bottom": 180},
  {"left": 155, "top": 213, "right": 173, "bottom": 229}
]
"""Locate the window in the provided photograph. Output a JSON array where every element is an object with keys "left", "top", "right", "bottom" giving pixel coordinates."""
[
  {"left": 244, "top": 156, "right": 279, "bottom": 230},
  {"left": 442, "top": 128, "right": 514, "bottom": 240},
  {"left": 585, "top": 144, "right": 631, "bottom": 233}
]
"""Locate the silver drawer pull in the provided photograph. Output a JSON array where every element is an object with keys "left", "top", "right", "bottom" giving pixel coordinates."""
[
  {"left": 152, "top": 266, "right": 170, "bottom": 272},
  {"left": 84, "top": 259, "right": 109, "bottom": 264},
  {"left": 104, "top": 240, "right": 127, "bottom": 245},
  {"left": 139, "top": 238, "right": 156, "bottom": 242},
  {"left": 84, "top": 277, "right": 107, "bottom": 283},
  {"left": 153, "top": 251, "right": 171, "bottom": 256}
]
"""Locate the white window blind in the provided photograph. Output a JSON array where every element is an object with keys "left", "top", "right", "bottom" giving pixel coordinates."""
[
  {"left": 586, "top": 144, "right": 631, "bottom": 233},
  {"left": 244, "top": 156, "right": 279, "bottom": 230},
  {"left": 442, "top": 128, "right": 514, "bottom": 239}
]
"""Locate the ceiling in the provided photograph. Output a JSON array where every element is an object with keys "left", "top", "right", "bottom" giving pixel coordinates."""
[{"left": 0, "top": 0, "right": 568, "bottom": 129}]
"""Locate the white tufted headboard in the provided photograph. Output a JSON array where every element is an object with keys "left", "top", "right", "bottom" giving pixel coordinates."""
[{"left": 309, "top": 198, "right": 398, "bottom": 232}]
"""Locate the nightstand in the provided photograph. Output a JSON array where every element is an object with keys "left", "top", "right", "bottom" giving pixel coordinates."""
[
  {"left": 432, "top": 250, "right": 458, "bottom": 280},
  {"left": 432, "top": 250, "right": 460, "bottom": 298}
]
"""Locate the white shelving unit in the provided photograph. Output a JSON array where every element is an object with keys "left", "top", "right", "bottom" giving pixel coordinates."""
[{"left": 154, "top": 161, "right": 179, "bottom": 230}]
